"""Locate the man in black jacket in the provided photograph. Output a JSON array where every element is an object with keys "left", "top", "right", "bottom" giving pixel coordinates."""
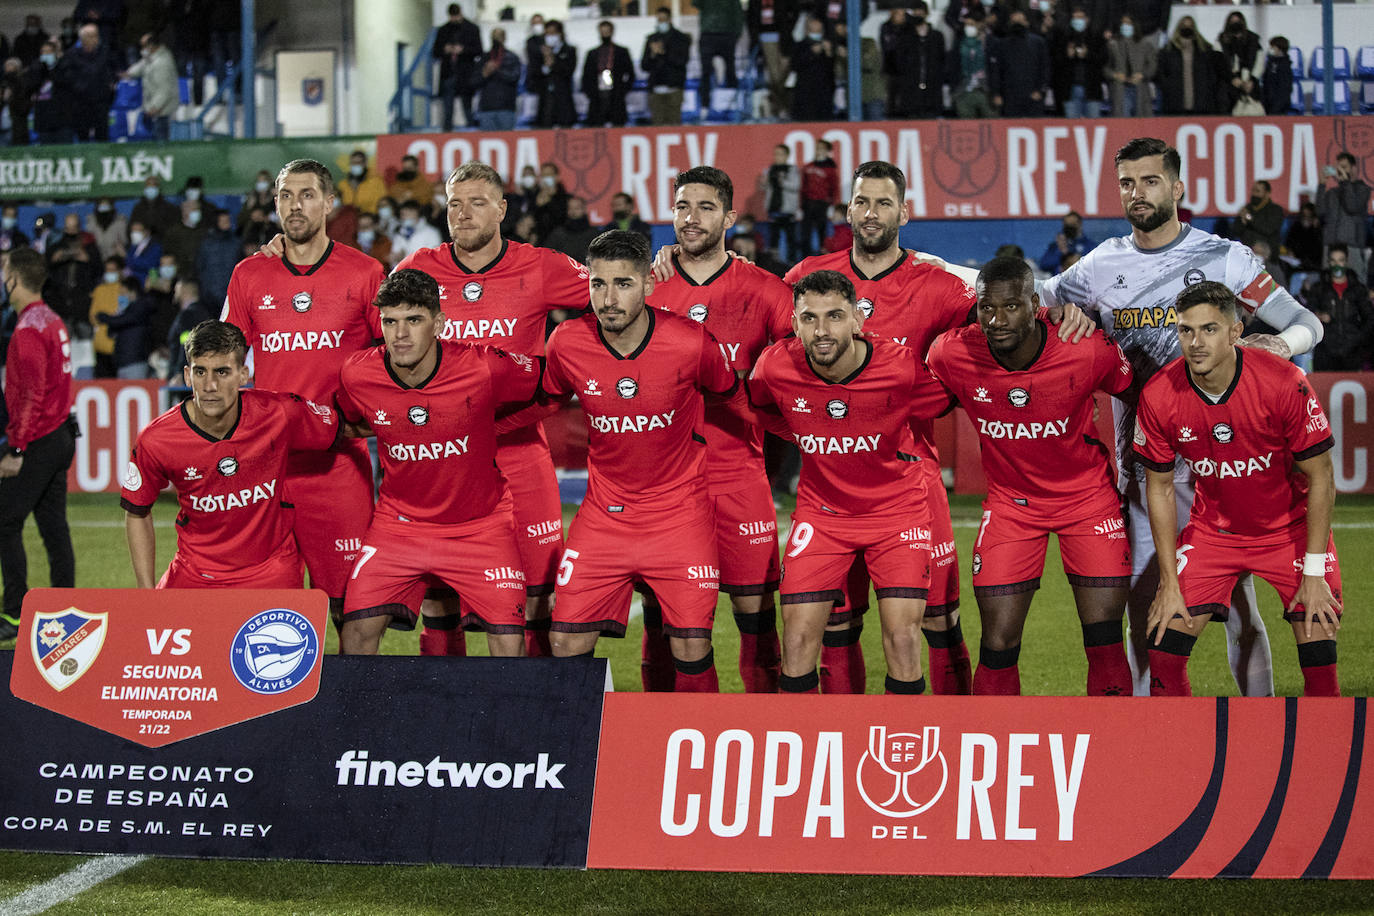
[
  {"left": 643, "top": 8, "right": 691, "bottom": 126},
  {"left": 475, "top": 27, "right": 522, "bottom": 132},
  {"left": 882, "top": 3, "right": 945, "bottom": 119},
  {"left": 433, "top": 3, "right": 483, "bottom": 130},
  {"left": 530, "top": 20, "right": 577, "bottom": 128},
  {"left": 988, "top": 9, "right": 1049, "bottom": 117},
  {"left": 56, "top": 24, "right": 116, "bottom": 141},
  {"left": 581, "top": 20, "right": 634, "bottom": 127},
  {"left": 1310, "top": 244, "right": 1374, "bottom": 372}
]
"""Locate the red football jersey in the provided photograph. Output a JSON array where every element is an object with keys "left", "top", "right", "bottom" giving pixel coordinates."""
[
  {"left": 648, "top": 255, "right": 793, "bottom": 492},
  {"left": 543, "top": 309, "right": 738, "bottom": 511},
  {"left": 336, "top": 341, "right": 541, "bottom": 535},
  {"left": 222, "top": 241, "right": 385, "bottom": 404},
  {"left": 747, "top": 337, "right": 951, "bottom": 518},
  {"left": 4, "top": 301, "right": 74, "bottom": 450},
  {"left": 120, "top": 390, "right": 339, "bottom": 573},
  {"left": 928, "top": 322, "right": 1132, "bottom": 508},
  {"left": 1134, "top": 348, "right": 1335, "bottom": 537}
]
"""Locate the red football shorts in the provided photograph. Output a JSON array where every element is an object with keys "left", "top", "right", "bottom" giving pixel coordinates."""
[
  {"left": 554, "top": 498, "right": 719, "bottom": 639},
  {"left": 342, "top": 509, "right": 528, "bottom": 634},
  {"left": 286, "top": 441, "right": 374, "bottom": 600},
  {"left": 711, "top": 475, "right": 781, "bottom": 596},
  {"left": 159, "top": 536, "right": 304, "bottom": 589},
  {"left": 1177, "top": 523, "right": 1342, "bottom": 622},
  {"left": 781, "top": 507, "right": 932, "bottom": 607},
  {"left": 971, "top": 491, "right": 1132, "bottom": 593},
  {"left": 496, "top": 435, "right": 564, "bottom": 597}
]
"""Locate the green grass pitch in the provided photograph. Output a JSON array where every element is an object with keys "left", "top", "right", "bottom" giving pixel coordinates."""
[{"left": 1, "top": 492, "right": 1371, "bottom": 913}]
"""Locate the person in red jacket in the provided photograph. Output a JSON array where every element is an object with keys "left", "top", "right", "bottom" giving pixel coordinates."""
[
  {"left": 799, "top": 139, "right": 840, "bottom": 257},
  {"left": 0, "top": 247, "right": 76, "bottom": 641}
]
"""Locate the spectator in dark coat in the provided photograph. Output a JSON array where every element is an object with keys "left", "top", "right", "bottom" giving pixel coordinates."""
[
  {"left": 1261, "top": 36, "right": 1294, "bottom": 116},
  {"left": 531, "top": 162, "right": 571, "bottom": 239},
  {"left": 530, "top": 20, "right": 577, "bottom": 128},
  {"left": 13, "top": 16, "right": 50, "bottom": 68},
  {"left": 1052, "top": 6, "right": 1106, "bottom": 117},
  {"left": 989, "top": 10, "right": 1049, "bottom": 117},
  {"left": 125, "top": 220, "right": 163, "bottom": 282},
  {"left": 58, "top": 23, "right": 117, "bottom": 141},
  {"left": 0, "top": 205, "right": 30, "bottom": 253},
  {"left": 545, "top": 198, "right": 601, "bottom": 261},
  {"left": 1234, "top": 180, "right": 1284, "bottom": 257},
  {"left": 475, "top": 28, "right": 521, "bottom": 132},
  {"left": 882, "top": 4, "right": 944, "bottom": 119},
  {"left": 1310, "top": 245, "right": 1374, "bottom": 371},
  {"left": 581, "top": 21, "right": 635, "bottom": 127},
  {"left": 195, "top": 211, "right": 240, "bottom": 307},
  {"left": 791, "top": 15, "right": 835, "bottom": 122},
  {"left": 165, "top": 279, "right": 214, "bottom": 382},
  {"left": 433, "top": 3, "right": 483, "bottom": 130},
  {"left": 1285, "top": 202, "right": 1324, "bottom": 272},
  {"left": 1216, "top": 10, "right": 1262, "bottom": 116},
  {"left": 97, "top": 276, "right": 154, "bottom": 379},
  {"left": 130, "top": 177, "right": 180, "bottom": 240},
  {"left": 1155, "top": 16, "right": 1218, "bottom": 116},
  {"left": 27, "top": 40, "right": 68, "bottom": 145},
  {"left": 1, "top": 57, "right": 30, "bottom": 146},
  {"left": 44, "top": 213, "right": 101, "bottom": 326},
  {"left": 600, "top": 192, "right": 653, "bottom": 244},
  {"left": 1318, "top": 151, "right": 1372, "bottom": 283},
  {"left": 643, "top": 7, "right": 691, "bottom": 126},
  {"left": 161, "top": 202, "right": 209, "bottom": 282},
  {"left": 746, "top": 0, "right": 796, "bottom": 120}
]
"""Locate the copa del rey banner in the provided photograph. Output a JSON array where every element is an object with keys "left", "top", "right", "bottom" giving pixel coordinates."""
[
  {"left": 587, "top": 694, "right": 1372, "bottom": 878},
  {"left": 378, "top": 116, "right": 1370, "bottom": 224}
]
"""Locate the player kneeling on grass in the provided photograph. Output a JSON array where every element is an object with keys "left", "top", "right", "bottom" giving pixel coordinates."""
[
  {"left": 1136, "top": 281, "right": 1341, "bottom": 696},
  {"left": 335, "top": 269, "right": 539, "bottom": 656},
  {"left": 747, "top": 270, "right": 953, "bottom": 695},
  {"left": 927, "top": 256, "right": 1135, "bottom": 696},
  {"left": 121, "top": 320, "right": 342, "bottom": 588}
]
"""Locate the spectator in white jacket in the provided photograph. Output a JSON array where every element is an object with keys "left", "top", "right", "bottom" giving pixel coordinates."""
[{"left": 122, "top": 31, "right": 178, "bottom": 142}]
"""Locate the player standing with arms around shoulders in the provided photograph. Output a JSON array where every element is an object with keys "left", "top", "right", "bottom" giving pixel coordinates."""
[
  {"left": 543, "top": 230, "right": 744, "bottom": 691},
  {"left": 1040, "top": 137, "right": 1324, "bottom": 696},
  {"left": 641, "top": 165, "right": 793, "bottom": 692},
  {"left": 334, "top": 270, "right": 539, "bottom": 656},
  {"left": 395, "top": 161, "right": 590, "bottom": 658},
  {"left": 748, "top": 270, "right": 953, "bottom": 695},
  {"left": 1135, "top": 282, "right": 1340, "bottom": 696},
  {"left": 928, "top": 257, "right": 1134, "bottom": 696},
  {"left": 222, "top": 159, "right": 385, "bottom": 628},
  {"left": 120, "top": 320, "right": 342, "bottom": 589}
]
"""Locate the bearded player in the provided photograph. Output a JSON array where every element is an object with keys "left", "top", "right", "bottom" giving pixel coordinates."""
[
  {"left": 749, "top": 270, "right": 953, "bottom": 694},
  {"left": 222, "top": 159, "right": 384, "bottom": 627},
  {"left": 121, "top": 321, "right": 342, "bottom": 588},
  {"left": 638, "top": 165, "right": 794, "bottom": 692},
  {"left": 1136, "top": 282, "right": 1340, "bottom": 696},
  {"left": 1040, "top": 137, "right": 1324, "bottom": 696},
  {"left": 335, "top": 269, "right": 539, "bottom": 657},
  {"left": 543, "top": 230, "right": 744, "bottom": 691},
  {"left": 395, "top": 161, "right": 589, "bottom": 658},
  {"left": 927, "top": 257, "right": 1134, "bottom": 696}
]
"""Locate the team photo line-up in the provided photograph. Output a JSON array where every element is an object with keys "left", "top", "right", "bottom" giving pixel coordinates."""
[{"left": 4, "top": 135, "right": 1343, "bottom": 699}]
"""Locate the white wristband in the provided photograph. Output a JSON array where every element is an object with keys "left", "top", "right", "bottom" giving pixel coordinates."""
[{"left": 1303, "top": 553, "right": 1327, "bottom": 577}]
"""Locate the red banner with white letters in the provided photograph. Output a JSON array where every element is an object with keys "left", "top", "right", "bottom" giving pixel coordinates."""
[
  {"left": 587, "top": 693, "right": 1374, "bottom": 878},
  {"left": 378, "top": 116, "right": 1370, "bottom": 225},
  {"left": 66, "top": 380, "right": 164, "bottom": 494}
]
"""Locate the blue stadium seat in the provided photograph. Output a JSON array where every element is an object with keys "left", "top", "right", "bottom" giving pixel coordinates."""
[
  {"left": 1288, "top": 46, "right": 1303, "bottom": 80},
  {"left": 1361, "top": 80, "right": 1374, "bottom": 115},
  {"left": 1289, "top": 81, "right": 1306, "bottom": 115},
  {"left": 1356, "top": 46, "right": 1374, "bottom": 80},
  {"left": 1311, "top": 79, "right": 1352, "bottom": 115},
  {"left": 1308, "top": 46, "right": 1351, "bottom": 80},
  {"left": 179, "top": 77, "right": 192, "bottom": 105}
]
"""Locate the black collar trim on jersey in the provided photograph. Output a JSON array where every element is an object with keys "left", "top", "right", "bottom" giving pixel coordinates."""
[
  {"left": 673, "top": 253, "right": 731, "bottom": 287},
  {"left": 1133, "top": 224, "right": 1191, "bottom": 256},
  {"left": 448, "top": 239, "right": 509, "bottom": 274},
  {"left": 284, "top": 240, "right": 334, "bottom": 276},
  {"left": 1185, "top": 346, "right": 1243, "bottom": 405},
  {"left": 805, "top": 336, "right": 872, "bottom": 385},
  {"left": 597, "top": 307, "right": 655, "bottom": 360},
  {"left": 988, "top": 321, "right": 1048, "bottom": 372},
  {"left": 386, "top": 340, "right": 443, "bottom": 389},
  {"left": 849, "top": 248, "right": 906, "bottom": 283},
  {"left": 179, "top": 398, "right": 241, "bottom": 443}
]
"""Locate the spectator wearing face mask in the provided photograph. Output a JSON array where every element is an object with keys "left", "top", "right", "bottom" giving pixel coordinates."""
[
  {"left": 1216, "top": 11, "right": 1262, "bottom": 117},
  {"left": 387, "top": 154, "right": 434, "bottom": 206},
  {"left": 1156, "top": 16, "right": 1218, "bottom": 116},
  {"left": 475, "top": 27, "right": 522, "bottom": 132},
  {"left": 239, "top": 170, "right": 274, "bottom": 228},
  {"left": 0, "top": 206, "right": 30, "bottom": 253},
  {"left": 1037, "top": 210, "right": 1095, "bottom": 274},
  {"left": 195, "top": 210, "right": 240, "bottom": 307},
  {"left": 790, "top": 15, "right": 835, "bottom": 122},
  {"left": 121, "top": 31, "right": 177, "bottom": 141},
  {"left": 600, "top": 192, "right": 653, "bottom": 244},
  {"left": 1, "top": 56, "right": 32, "bottom": 147},
  {"left": 989, "top": 9, "right": 1050, "bottom": 116},
  {"left": 644, "top": 7, "right": 692, "bottom": 126},
  {"left": 353, "top": 211, "right": 392, "bottom": 269},
  {"left": 95, "top": 275, "right": 154, "bottom": 379},
  {"left": 1051, "top": 6, "right": 1105, "bottom": 118},
  {"left": 530, "top": 19, "right": 577, "bottom": 129},
  {"left": 531, "top": 162, "right": 571, "bottom": 239},
  {"left": 88, "top": 255, "right": 125, "bottom": 377},
  {"left": 1309, "top": 244, "right": 1373, "bottom": 372},
  {"left": 948, "top": 13, "right": 993, "bottom": 119},
  {"left": 125, "top": 220, "right": 162, "bottom": 280},
  {"left": 338, "top": 150, "right": 386, "bottom": 215},
  {"left": 545, "top": 197, "right": 601, "bottom": 261},
  {"left": 85, "top": 197, "right": 127, "bottom": 260},
  {"left": 237, "top": 205, "right": 274, "bottom": 255},
  {"left": 27, "top": 40, "right": 69, "bottom": 146},
  {"left": 164, "top": 278, "right": 215, "bottom": 383},
  {"left": 13, "top": 16, "right": 50, "bottom": 67},
  {"left": 387, "top": 199, "right": 442, "bottom": 268},
  {"left": 160, "top": 201, "right": 208, "bottom": 283},
  {"left": 130, "top": 176, "right": 179, "bottom": 239},
  {"left": 1105, "top": 13, "right": 1156, "bottom": 117},
  {"left": 1285, "top": 202, "right": 1324, "bottom": 273},
  {"left": 374, "top": 196, "right": 400, "bottom": 238},
  {"left": 44, "top": 212, "right": 100, "bottom": 326},
  {"left": 1261, "top": 36, "right": 1293, "bottom": 117}
]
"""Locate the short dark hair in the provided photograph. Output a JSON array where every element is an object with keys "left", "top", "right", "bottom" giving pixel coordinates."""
[
  {"left": 852, "top": 161, "right": 907, "bottom": 202},
  {"left": 1329, "top": 242, "right": 1349, "bottom": 257},
  {"left": 276, "top": 158, "right": 335, "bottom": 196},
  {"left": 544, "top": 18, "right": 564, "bottom": 34},
  {"left": 1270, "top": 35, "right": 1289, "bottom": 54},
  {"left": 793, "top": 269, "right": 855, "bottom": 306},
  {"left": 1115, "top": 138, "right": 1181, "bottom": 183},
  {"left": 104, "top": 254, "right": 125, "bottom": 269},
  {"left": 446, "top": 161, "right": 504, "bottom": 194},
  {"left": 185, "top": 320, "right": 248, "bottom": 364},
  {"left": 994, "top": 243, "right": 1025, "bottom": 259},
  {"left": 1255, "top": 179, "right": 1271, "bottom": 193},
  {"left": 1337, "top": 151, "right": 1357, "bottom": 167},
  {"left": 674, "top": 166, "right": 733, "bottom": 210},
  {"left": 656, "top": 6, "right": 671, "bottom": 15},
  {"left": 375, "top": 268, "right": 442, "bottom": 316},
  {"left": 398, "top": 199, "right": 422, "bottom": 213},
  {"left": 447, "top": 3, "right": 461, "bottom": 15},
  {"left": 587, "top": 230, "right": 651, "bottom": 272},
  {"left": 976, "top": 255, "right": 1034, "bottom": 294},
  {"left": 4, "top": 247, "right": 46, "bottom": 292},
  {"left": 1175, "top": 280, "right": 1237, "bottom": 322}
]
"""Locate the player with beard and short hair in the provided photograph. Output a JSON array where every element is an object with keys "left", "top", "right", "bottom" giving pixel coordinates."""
[
  {"left": 638, "top": 166, "right": 794, "bottom": 692},
  {"left": 121, "top": 320, "right": 343, "bottom": 589},
  {"left": 222, "top": 159, "right": 385, "bottom": 629},
  {"left": 927, "top": 257, "right": 1134, "bottom": 696},
  {"left": 542, "top": 230, "right": 745, "bottom": 691},
  {"left": 395, "top": 161, "right": 590, "bottom": 658},
  {"left": 1040, "top": 137, "right": 1324, "bottom": 697},
  {"left": 1136, "top": 282, "right": 1340, "bottom": 696},
  {"left": 748, "top": 270, "right": 954, "bottom": 695},
  {"left": 334, "top": 269, "right": 539, "bottom": 656}
]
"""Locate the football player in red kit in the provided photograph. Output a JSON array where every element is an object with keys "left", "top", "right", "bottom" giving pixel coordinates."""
[
  {"left": 1137, "top": 282, "right": 1341, "bottom": 696},
  {"left": 334, "top": 269, "right": 539, "bottom": 656},
  {"left": 543, "top": 230, "right": 743, "bottom": 692},
  {"left": 222, "top": 159, "right": 384, "bottom": 625},
  {"left": 749, "top": 270, "right": 953, "bottom": 695},
  {"left": 395, "top": 161, "right": 589, "bottom": 658},
  {"left": 927, "top": 257, "right": 1134, "bottom": 696},
  {"left": 121, "top": 321, "right": 342, "bottom": 588},
  {"left": 640, "top": 166, "right": 793, "bottom": 692}
]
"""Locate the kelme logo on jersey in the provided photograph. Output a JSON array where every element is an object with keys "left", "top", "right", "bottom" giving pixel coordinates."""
[
  {"left": 792, "top": 398, "right": 811, "bottom": 413},
  {"left": 826, "top": 399, "right": 848, "bottom": 418},
  {"left": 462, "top": 281, "right": 483, "bottom": 302},
  {"left": 408, "top": 406, "right": 429, "bottom": 426},
  {"left": 183, "top": 466, "right": 202, "bottom": 480},
  {"left": 616, "top": 378, "right": 639, "bottom": 399},
  {"left": 374, "top": 409, "right": 391, "bottom": 426},
  {"left": 856, "top": 298, "right": 875, "bottom": 319},
  {"left": 258, "top": 294, "right": 275, "bottom": 310},
  {"left": 688, "top": 304, "right": 708, "bottom": 322},
  {"left": 1178, "top": 427, "right": 1197, "bottom": 443},
  {"left": 229, "top": 608, "right": 319, "bottom": 695},
  {"left": 291, "top": 292, "right": 312, "bottom": 313},
  {"left": 1185, "top": 452, "right": 1273, "bottom": 479},
  {"left": 973, "top": 387, "right": 991, "bottom": 403},
  {"left": 1007, "top": 388, "right": 1029, "bottom": 408},
  {"left": 857, "top": 725, "right": 948, "bottom": 819},
  {"left": 584, "top": 379, "right": 602, "bottom": 396},
  {"left": 217, "top": 456, "right": 239, "bottom": 477},
  {"left": 1212, "top": 423, "right": 1233, "bottom": 444}
]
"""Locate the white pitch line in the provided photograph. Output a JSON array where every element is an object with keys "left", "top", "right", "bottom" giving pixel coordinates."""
[{"left": 0, "top": 854, "right": 147, "bottom": 916}]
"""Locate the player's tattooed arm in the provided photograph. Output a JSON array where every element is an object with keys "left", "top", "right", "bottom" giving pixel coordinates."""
[
  {"left": 1236, "top": 333, "right": 1292, "bottom": 360},
  {"left": 1291, "top": 451, "right": 1341, "bottom": 640},
  {"left": 1143, "top": 465, "right": 1196, "bottom": 644},
  {"left": 125, "top": 512, "right": 158, "bottom": 589}
]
